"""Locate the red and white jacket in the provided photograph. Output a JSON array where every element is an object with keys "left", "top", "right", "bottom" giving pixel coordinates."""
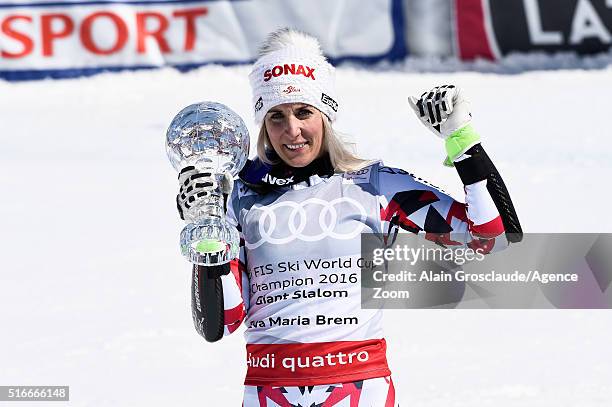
[{"left": 191, "top": 148, "right": 520, "bottom": 387}]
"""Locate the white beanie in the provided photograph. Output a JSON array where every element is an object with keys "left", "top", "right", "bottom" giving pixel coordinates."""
[{"left": 249, "top": 31, "right": 339, "bottom": 124}]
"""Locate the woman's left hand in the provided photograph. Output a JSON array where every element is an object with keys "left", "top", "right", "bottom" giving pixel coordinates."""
[
  {"left": 408, "top": 84, "right": 472, "bottom": 138},
  {"left": 408, "top": 85, "right": 481, "bottom": 166}
]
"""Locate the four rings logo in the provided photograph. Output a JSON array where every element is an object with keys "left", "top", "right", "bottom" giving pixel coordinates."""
[{"left": 245, "top": 197, "right": 367, "bottom": 249}]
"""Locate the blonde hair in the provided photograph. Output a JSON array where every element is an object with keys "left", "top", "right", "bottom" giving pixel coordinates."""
[
  {"left": 255, "top": 28, "right": 372, "bottom": 172},
  {"left": 256, "top": 113, "right": 372, "bottom": 172}
]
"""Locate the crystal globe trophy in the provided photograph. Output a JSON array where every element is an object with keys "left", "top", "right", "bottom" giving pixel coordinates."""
[{"left": 166, "top": 102, "right": 249, "bottom": 265}]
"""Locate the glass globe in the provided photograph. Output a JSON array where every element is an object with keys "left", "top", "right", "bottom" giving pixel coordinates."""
[{"left": 165, "top": 102, "right": 250, "bottom": 265}]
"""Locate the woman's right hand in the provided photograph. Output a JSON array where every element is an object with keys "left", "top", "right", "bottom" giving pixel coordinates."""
[{"left": 176, "top": 166, "right": 233, "bottom": 220}]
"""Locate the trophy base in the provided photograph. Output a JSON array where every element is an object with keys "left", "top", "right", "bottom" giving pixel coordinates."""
[{"left": 180, "top": 218, "right": 239, "bottom": 266}]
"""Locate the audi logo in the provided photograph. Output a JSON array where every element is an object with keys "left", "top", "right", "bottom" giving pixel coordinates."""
[{"left": 245, "top": 197, "right": 368, "bottom": 249}]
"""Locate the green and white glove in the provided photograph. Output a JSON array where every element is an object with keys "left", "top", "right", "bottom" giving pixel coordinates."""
[{"left": 408, "top": 85, "right": 480, "bottom": 167}]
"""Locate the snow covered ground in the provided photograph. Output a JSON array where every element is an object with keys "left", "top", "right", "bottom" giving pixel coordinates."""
[{"left": 1, "top": 63, "right": 612, "bottom": 406}]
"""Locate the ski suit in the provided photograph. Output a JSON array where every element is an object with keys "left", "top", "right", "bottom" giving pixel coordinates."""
[{"left": 191, "top": 146, "right": 521, "bottom": 406}]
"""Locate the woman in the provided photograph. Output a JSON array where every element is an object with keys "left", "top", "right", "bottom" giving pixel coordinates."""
[{"left": 177, "top": 29, "right": 521, "bottom": 406}]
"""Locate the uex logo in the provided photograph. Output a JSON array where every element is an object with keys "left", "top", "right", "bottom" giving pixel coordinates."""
[{"left": 262, "top": 174, "right": 294, "bottom": 185}]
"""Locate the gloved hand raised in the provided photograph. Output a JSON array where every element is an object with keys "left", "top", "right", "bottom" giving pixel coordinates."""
[
  {"left": 176, "top": 165, "right": 234, "bottom": 221},
  {"left": 408, "top": 85, "right": 480, "bottom": 166}
]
